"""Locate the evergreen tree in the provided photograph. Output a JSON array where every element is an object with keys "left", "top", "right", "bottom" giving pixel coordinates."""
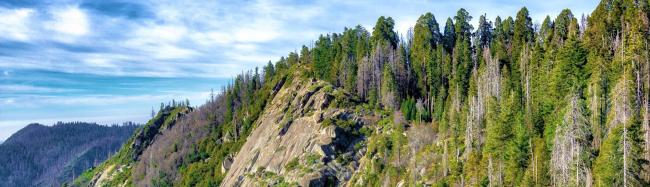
[
  {"left": 411, "top": 12, "right": 441, "bottom": 98},
  {"left": 539, "top": 16, "right": 554, "bottom": 47},
  {"left": 475, "top": 14, "right": 493, "bottom": 49},
  {"left": 451, "top": 8, "right": 474, "bottom": 99},
  {"left": 442, "top": 18, "right": 456, "bottom": 53},
  {"left": 313, "top": 34, "right": 333, "bottom": 81},
  {"left": 594, "top": 69, "right": 645, "bottom": 187},
  {"left": 372, "top": 16, "right": 399, "bottom": 49},
  {"left": 550, "top": 18, "right": 587, "bottom": 103},
  {"left": 553, "top": 9, "right": 575, "bottom": 45},
  {"left": 299, "top": 45, "right": 310, "bottom": 64},
  {"left": 513, "top": 7, "right": 534, "bottom": 47}
]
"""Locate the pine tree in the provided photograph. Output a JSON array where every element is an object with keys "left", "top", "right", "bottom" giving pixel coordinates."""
[
  {"left": 411, "top": 12, "right": 441, "bottom": 98},
  {"left": 553, "top": 9, "right": 575, "bottom": 46},
  {"left": 539, "top": 16, "right": 554, "bottom": 48},
  {"left": 313, "top": 34, "right": 333, "bottom": 81},
  {"left": 483, "top": 96, "right": 505, "bottom": 186},
  {"left": 550, "top": 20, "right": 587, "bottom": 102},
  {"left": 594, "top": 69, "right": 645, "bottom": 187},
  {"left": 442, "top": 18, "right": 456, "bottom": 53},
  {"left": 299, "top": 45, "right": 310, "bottom": 64},
  {"left": 451, "top": 8, "right": 474, "bottom": 100},
  {"left": 513, "top": 7, "right": 534, "bottom": 46},
  {"left": 475, "top": 14, "right": 493, "bottom": 49},
  {"left": 372, "top": 16, "right": 398, "bottom": 49}
]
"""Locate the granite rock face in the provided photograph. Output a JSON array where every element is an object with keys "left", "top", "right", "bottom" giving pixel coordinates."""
[{"left": 222, "top": 77, "right": 365, "bottom": 187}]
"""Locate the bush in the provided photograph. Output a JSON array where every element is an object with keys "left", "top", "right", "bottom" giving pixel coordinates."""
[{"left": 284, "top": 158, "right": 299, "bottom": 171}]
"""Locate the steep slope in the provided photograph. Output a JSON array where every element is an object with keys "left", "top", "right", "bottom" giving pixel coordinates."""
[
  {"left": 72, "top": 62, "right": 291, "bottom": 186},
  {"left": 74, "top": 0, "right": 650, "bottom": 186},
  {"left": 222, "top": 77, "right": 366, "bottom": 186},
  {"left": 0, "top": 122, "right": 138, "bottom": 187},
  {"left": 71, "top": 106, "right": 194, "bottom": 187},
  {"left": 73, "top": 67, "right": 371, "bottom": 186}
]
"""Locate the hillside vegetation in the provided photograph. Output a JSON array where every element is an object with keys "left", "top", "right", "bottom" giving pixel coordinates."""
[{"left": 76, "top": 0, "right": 650, "bottom": 186}]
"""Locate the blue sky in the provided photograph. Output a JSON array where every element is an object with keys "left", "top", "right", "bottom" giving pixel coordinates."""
[{"left": 0, "top": 0, "right": 599, "bottom": 140}]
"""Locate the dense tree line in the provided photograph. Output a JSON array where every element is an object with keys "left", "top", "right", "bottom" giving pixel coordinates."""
[{"left": 294, "top": 0, "right": 650, "bottom": 186}]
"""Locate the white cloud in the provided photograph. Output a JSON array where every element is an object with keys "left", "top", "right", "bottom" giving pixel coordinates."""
[
  {"left": 83, "top": 57, "right": 116, "bottom": 68},
  {"left": 154, "top": 44, "right": 198, "bottom": 59},
  {"left": 233, "top": 26, "right": 281, "bottom": 43},
  {"left": 0, "top": 8, "right": 35, "bottom": 41},
  {"left": 45, "top": 6, "right": 89, "bottom": 36},
  {"left": 233, "top": 43, "right": 258, "bottom": 51},
  {"left": 135, "top": 24, "right": 187, "bottom": 42},
  {"left": 189, "top": 21, "right": 281, "bottom": 46},
  {"left": 124, "top": 23, "right": 199, "bottom": 59}
]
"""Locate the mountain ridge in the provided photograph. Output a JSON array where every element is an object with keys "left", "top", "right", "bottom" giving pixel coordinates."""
[
  {"left": 74, "top": 0, "right": 650, "bottom": 186},
  {"left": 0, "top": 122, "right": 139, "bottom": 187}
]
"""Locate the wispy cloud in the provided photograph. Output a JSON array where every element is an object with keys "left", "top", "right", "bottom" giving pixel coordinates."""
[
  {"left": 45, "top": 6, "right": 89, "bottom": 37},
  {"left": 0, "top": 8, "right": 35, "bottom": 41}
]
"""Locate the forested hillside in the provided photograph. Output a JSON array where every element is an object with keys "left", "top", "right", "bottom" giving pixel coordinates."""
[
  {"left": 0, "top": 122, "right": 138, "bottom": 187},
  {"left": 76, "top": 0, "right": 650, "bottom": 186},
  {"left": 301, "top": 0, "right": 650, "bottom": 185}
]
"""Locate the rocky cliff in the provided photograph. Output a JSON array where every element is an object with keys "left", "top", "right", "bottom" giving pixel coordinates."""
[
  {"left": 72, "top": 67, "right": 377, "bottom": 186},
  {"left": 222, "top": 77, "right": 366, "bottom": 186}
]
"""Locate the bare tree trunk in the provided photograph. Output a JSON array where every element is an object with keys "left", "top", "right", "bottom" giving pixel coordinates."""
[
  {"left": 534, "top": 145, "right": 538, "bottom": 184},
  {"left": 488, "top": 156, "right": 493, "bottom": 187},
  {"left": 623, "top": 120, "right": 628, "bottom": 187},
  {"left": 443, "top": 140, "right": 448, "bottom": 177},
  {"left": 576, "top": 148, "right": 580, "bottom": 187},
  {"left": 643, "top": 38, "right": 650, "bottom": 182},
  {"left": 622, "top": 26, "right": 628, "bottom": 187}
]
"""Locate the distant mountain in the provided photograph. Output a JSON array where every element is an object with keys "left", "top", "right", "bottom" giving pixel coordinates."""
[{"left": 0, "top": 122, "right": 139, "bottom": 187}]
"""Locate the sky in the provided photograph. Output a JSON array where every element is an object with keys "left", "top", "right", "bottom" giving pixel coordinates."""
[{"left": 0, "top": 0, "right": 600, "bottom": 141}]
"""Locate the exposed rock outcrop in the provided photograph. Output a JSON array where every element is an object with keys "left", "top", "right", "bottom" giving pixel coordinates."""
[{"left": 222, "top": 77, "right": 365, "bottom": 186}]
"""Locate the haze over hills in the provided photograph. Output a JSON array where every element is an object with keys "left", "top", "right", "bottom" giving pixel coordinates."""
[
  {"left": 0, "top": 122, "right": 139, "bottom": 187},
  {"left": 68, "top": 0, "right": 650, "bottom": 186}
]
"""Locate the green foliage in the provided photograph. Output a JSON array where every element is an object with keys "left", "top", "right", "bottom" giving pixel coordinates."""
[
  {"left": 514, "top": 7, "right": 534, "bottom": 46},
  {"left": 475, "top": 14, "right": 492, "bottom": 48},
  {"left": 550, "top": 34, "right": 587, "bottom": 100},
  {"left": 553, "top": 9, "right": 574, "bottom": 45},
  {"left": 412, "top": 12, "right": 441, "bottom": 96},
  {"left": 284, "top": 158, "right": 299, "bottom": 171},
  {"left": 76, "top": 3, "right": 650, "bottom": 186},
  {"left": 442, "top": 18, "right": 456, "bottom": 52},
  {"left": 400, "top": 97, "right": 417, "bottom": 121},
  {"left": 313, "top": 35, "right": 333, "bottom": 81},
  {"left": 371, "top": 16, "right": 398, "bottom": 49}
]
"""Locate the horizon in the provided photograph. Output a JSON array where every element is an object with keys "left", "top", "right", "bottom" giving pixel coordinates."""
[{"left": 0, "top": 0, "right": 599, "bottom": 141}]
